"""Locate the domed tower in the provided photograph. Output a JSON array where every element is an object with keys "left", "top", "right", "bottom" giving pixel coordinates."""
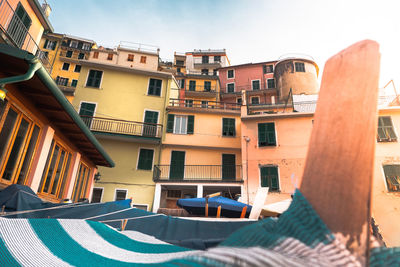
[{"left": 274, "top": 57, "right": 319, "bottom": 101}]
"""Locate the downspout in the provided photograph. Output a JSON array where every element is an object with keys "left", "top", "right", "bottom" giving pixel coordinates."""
[
  {"left": 158, "top": 76, "right": 170, "bottom": 166},
  {"left": 0, "top": 59, "right": 42, "bottom": 99}
]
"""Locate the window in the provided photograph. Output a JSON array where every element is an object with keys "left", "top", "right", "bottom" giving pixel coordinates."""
[
  {"left": 74, "top": 65, "right": 81, "bottom": 73},
  {"left": 93, "top": 51, "right": 99, "bottom": 59},
  {"left": 82, "top": 43, "right": 91, "bottom": 50},
  {"left": 251, "top": 97, "right": 260, "bottom": 104},
  {"left": 252, "top": 80, "right": 260, "bottom": 90},
  {"left": 214, "top": 55, "right": 221, "bottom": 62},
  {"left": 185, "top": 99, "right": 193, "bottom": 107},
  {"left": 267, "top": 79, "right": 275, "bottom": 89},
  {"left": 167, "top": 190, "right": 181, "bottom": 198},
  {"left": 86, "top": 70, "right": 103, "bottom": 88},
  {"left": 55, "top": 76, "right": 69, "bottom": 86},
  {"left": 140, "top": 56, "right": 147, "bottom": 63},
  {"left": 0, "top": 102, "right": 41, "bottom": 185},
  {"left": 202, "top": 56, "right": 209, "bottom": 63},
  {"left": 227, "top": 69, "right": 234, "bottom": 79},
  {"left": 213, "top": 69, "right": 217, "bottom": 76},
  {"left": 204, "top": 81, "right": 211, "bottom": 91},
  {"left": 91, "top": 188, "right": 103, "bottom": 203},
  {"left": 71, "top": 79, "right": 78, "bottom": 87},
  {"left": 147, "top": 78, "right": 162, "bottom": 96},
  {"left": 127, "top": 54, "right": 134, "bottom": 61},
  {"left": 222, "top": 118, "right": 235, "bottom": 137},
  {"left": 79, "top": 102, "right": 96, "bottom": 127},
  {"left": 201, "top": 69, "right": 209, "bottom": 75},
  {"left": 7, "top": 3, "right": 31, "bottom": 47},
  {"left": 65, "top": 50, "right": 73, "bottom": 58},
  {"left": 237, "top": 98, "right": 242, "bottom": 105},
  {"left": 177, "top": 67, "right": 181, "bottom": 73},
  {"left": 115, "top": 189, "right": 127, "bottom": 201},
  {"left": 71, "top": 162, "right": 91, "bottom": 202},
  {"left": 78, "top": 53, "right": 85, "bottom": 59},
  {"left": 167, "top": 114, "right": 194, "bottom": 134},
  {"left": 44, "top": 39, "right": 57, "bottom": 50},
  {"left": 201, "top": 101, "right": 208, "bottom": 108},
  {"left": 263, "top": 64, "right": 274, "bottom": 74},
  {"left": 295, "top": 62, "right": 305, "bottom": 72},
  {"left": 179, "top": 79, "right": 185, "bottom": 89},
  {"left": 227, "top": 83, "right": 235, "bottom": 93},
  {"left": 70, "top": 41, "right": 78, "bottom": 48},
  {"left": 377, "top": 116, "right": 397, "bottom": 142},
  {"left": 383, "top": 165, "right": 400, "bottom": 192},
  {"left": 143, "top": 110, "right": 159, "bottom": 137},
  {"left": 176, "top": 60, "right": 184, "bottom": 66},
  {"left": 107, "top": 53, "right": 113, "bottom": 60},
  {"left": 62, "top": 63, "right": 70, "bottom": 71},
  {"left": 189, "top": 81, "right": 196, "bottom": 91},
  {"left": 260, "top": 166, "right": 279, "bottom": 191},
  {"left": 38, "top": 140, "right": 72, "bottom": 198},
  {"left": 137, "top": 148, "right": 154, "bottom": 170},
  {"left": 258, "top": 123, "right": 276, "bottom": 146}
]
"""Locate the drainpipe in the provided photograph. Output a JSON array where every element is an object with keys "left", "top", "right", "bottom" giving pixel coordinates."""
[{"left": 0, "top": 59, "right": 42, "bottom": 100}]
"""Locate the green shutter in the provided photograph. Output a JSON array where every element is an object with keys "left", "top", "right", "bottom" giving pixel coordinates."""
[
  {"left": 167, "top": 114, "right": 174, "bottom": 133},
  {"left": 260, "top": 167, "right": 268, "bottom": 187},
  {"left": 44, "top": 39, "right": 48, "bottom": 49},
  {"left": 52, "top": 41, "right": 57, "bottom": 50},
  {"left": 187, "top": 115, "right": 194, "bottom": 134},
  {"left": 258, "top": 123, "right": 266, "bottom": 146},
  {"left": 138, "top": 149, "right": 154, "bottom": 170}
]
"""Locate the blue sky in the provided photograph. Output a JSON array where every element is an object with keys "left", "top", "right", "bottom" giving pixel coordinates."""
[{"left": 46, "top": 0, "right": 400, "bottom": 93}]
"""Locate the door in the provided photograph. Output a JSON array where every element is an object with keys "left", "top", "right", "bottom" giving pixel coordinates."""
[
  {"left": 169, "top": 151, "right": 185, "bottom": 180},
  {"left": 143, "top": 111, "right": 158, "bottom": 137},
  {"left": 222, "top": 154, "right": 236, "bottom": 180},
  {"left": 79, "top": 102, "right": 96, "bottom": 128}
]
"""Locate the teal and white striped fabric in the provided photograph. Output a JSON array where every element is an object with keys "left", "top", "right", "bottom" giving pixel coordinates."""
[{"left": 0, "top": 190, "right": 398, "bottom": 266}]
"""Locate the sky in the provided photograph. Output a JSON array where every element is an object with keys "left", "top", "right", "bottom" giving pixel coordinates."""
[{"left": 45, "top": 0, "right": 400, "bottom": 94}]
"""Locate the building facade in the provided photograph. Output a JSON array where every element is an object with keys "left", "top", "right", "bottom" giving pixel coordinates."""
[{"left": 72, "top": 43, "right": 177, "bottom": 210}]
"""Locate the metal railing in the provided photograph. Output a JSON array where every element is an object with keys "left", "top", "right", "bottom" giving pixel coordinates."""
[
  {"left": 59, "top": 51, "right": 89, "bottom": 60},
  {"left": 185, "top": 85, "right": 217, "bottom": 93},
  {"left": 169, "top": 98, "right": 240, "bottom": 111},
  {"left": 186, "top": 70, "right": 218, "bottom": 76},
  {"left": 80, "top": 116, "right": 163, "bottom": 138},
  {"left": 221, "top": 84, "right": 276, "bottom": 94},
  {"left": 118, "top": 41, "right": 160, "bottom": 54},
  {"left": 153, "top": 165, "right": 242, "bottom": 182},
  {"left": 0, "top": 0, "right": 51, "bottom": 71}
]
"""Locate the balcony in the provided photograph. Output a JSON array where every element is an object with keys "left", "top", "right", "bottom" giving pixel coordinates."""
[
  {"left": 221, "top": 84, "right": 277, "bottom": 95},
  {"left": 193, "top": 58, "right": 222, "bottom": 68},
  {"left": 55, "top": 79, "right": 76, "bottom": 96},
  {"left": 185, "top": 70, "right": 218, "bottom": 78},
  {"left": 0, "top": 0, "right": 51, "bottom": 71},
  {"left": 80, "top": 116, "right": 163, "bottom": 140},
  {"left": 153, "top": 165, "right": 243, "bottom": 183},
  {"left": 118, "top": 41, "right": 160, "bottom": 55},
  {"left": 59, "top": 50, "right": 89, "bottom": 61},
  {"left": 185, "top": 85, "right": 217, "bottom": 97},
  {"left": 169, "top": 98, "right": 240, "bottom": 112}
]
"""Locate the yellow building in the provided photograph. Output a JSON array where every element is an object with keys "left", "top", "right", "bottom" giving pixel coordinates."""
[
  {"left": 39, "top": 33, "right": 96, "bottom": 102},
  {"left": 72, "top": 43, "right": 178, "bottom": 210}
]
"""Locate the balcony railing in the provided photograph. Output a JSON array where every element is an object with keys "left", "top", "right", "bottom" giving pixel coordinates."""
[
  {"left": 153, "top": 165, "right": 242, "bottom": 182},
  {"left": 118, "top": 41, "right": 160, "bottom": 54},
  {"left": 169, "top": 98, "right": 240, "bottom": 111},
  {"left": 185, "top": 70, "right": 218, "bottom": 77},
  {"left": 221, "top": 84, "right": 276, "bottom": 94},
  {"left": 185, "top": 85, "right": 217, "bottom": 93},
  {"left": 59, "top": 51, "right": 89, "bottom": 60},
  {"left": 80, "top": 116, "right": 163, "bottom": 138},
  {"left": 0, "top": 0, "right": 51, "bottom": 71}
]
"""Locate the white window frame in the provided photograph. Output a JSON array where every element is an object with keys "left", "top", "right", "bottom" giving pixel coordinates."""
[
  {"left": 70, "top": 40, "right": 78, "bottom": 48},
  {"left": 82, "top": 43, "right": 91, "bottom": 50},
  {"left": 258, "top": 165, "right": 281, "bottom": 192},
  {"left": 295, "top": 62, "right": 306, "bottom": 72},
  {"left": 114, "top": 188, "right": 128, "bottom": 201},
  {"left": 85, "top": 69, "right": 104, "bottom": 89},
  {"left": 173, "top": 115, "right": 188, "bottom": 134},
  {"left": 91, "top": 187, "right": 104, "bottom": 203},
  {"left": 136, "top": 147, "right": 155, "bottom": 171},
  {"left": 251, "top": 79, "right": 261, "bottom": 90},
  {"left": 267, "top": 78, "right": 275, "bottom": 89},
  {"left": 227, "top": 82, "right": 235, "bottom": 93},
  {"left": 133, "top": 203, "right": 149, "bottom": 211},
  {"left": 227, "top": 69, "right": 235, "bottom": 79},
  {"left": 147, "top": 77, "right": 163, "bottom": 97},
  {"left": 45, "top": 40, "right": 56, "bottom": 50}
]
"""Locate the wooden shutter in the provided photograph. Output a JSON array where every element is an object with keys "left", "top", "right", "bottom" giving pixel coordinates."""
[
  {"left": 138, "top": 149, "right": 154, "bottom": 170},
  {"left": 258, "top": 123, "right": 266, "bottom": 146},
  {"left": 260, "top": 167, "right": 268, "bottom": 187},
  {"left": 187, "top": 115, "right": 194, "bottom": 134},
  {"left": 166, "top": 114, "right": 174, "bottom": 133}
]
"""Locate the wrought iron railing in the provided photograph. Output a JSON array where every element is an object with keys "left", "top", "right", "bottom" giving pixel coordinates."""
[
  {"left": 153, "top": 165, "right": 242, "bottom": 182},
  {"left": 169, "top": 98, "right": 240, "bottom": 111},
  {"left": 59, "top": 51, "right": 89, "bottom": 60},
  {"left": 0, "top": 0, "right": 51, "bottom": 71},
  {"left": 185, "top": 85, "right": 217, "bottom": 93},
  {"left": 185, "top": 70, "right": 218, "bottom": 77},
  {"left": 80, "top": 116, "right": 163, "bottom": 138},
  {"left": 221, "top": 84, "right": 276, "bottom": 94}
]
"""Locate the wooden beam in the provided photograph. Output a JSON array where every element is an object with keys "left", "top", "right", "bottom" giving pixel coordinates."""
[{"left": 300, "top": 40, "right": 380, "bottom": 263}]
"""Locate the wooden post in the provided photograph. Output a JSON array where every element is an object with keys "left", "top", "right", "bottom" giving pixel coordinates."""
[
  {"left": 121, "top": 219, "right": 128, "bottom": 231},
  {"left": 216, "top": 205, "right": 221, "bottom": 218},
  {"left": 300, "top": 40, "right": 380, "bottom": 264},
  {"left": 240, "top": 206, "right": 247, "bottom": 218},
  {"left": 205, "top": 203, "right": 209, "bottom": 217}
]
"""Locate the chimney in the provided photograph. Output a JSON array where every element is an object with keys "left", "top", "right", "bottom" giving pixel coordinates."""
[{"left": 41, "top": 3, "right": 51, "bottom": 18}]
